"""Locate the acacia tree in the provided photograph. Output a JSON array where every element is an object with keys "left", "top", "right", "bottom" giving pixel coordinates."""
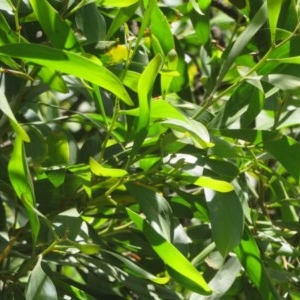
[{"left": 0, "top": 0, "right": 300, "bottom": 299}]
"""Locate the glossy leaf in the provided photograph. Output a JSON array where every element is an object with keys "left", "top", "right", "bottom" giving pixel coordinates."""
[
  {"left": 0, "top": 43, "right": 133, "bottom": 106},
  {"left": 218, "top": 2, "right": 268, "bottom": 82},
  {"left": 126, "top": 208, "right": 212, "bottom": 295},
  {"left": 102, "top": 250, "right": 170, "bottom": 284},
  {"left": 130, "top": 54, "right": 163, "bottom": 160},
  {"left": 0, "top": 88, "right": 30, "bottom": 142},
  {"left": 126, "top": 182, "right": 174, "bottom": 241},
  {"left": 8, "top": 137, "right": 40, "bottom": 244},
  {"left": 234, "top": 227, "right": 281, "bottom": 300},
  {"left": 30, "top": 0, "right": 80, "bottom": 50},
  {"left": 90, "top": 157, "right": 128, "bottom": 177},
  {"left": 267, "top": 0, "right": 283, "bottom": 44},
  {"left": 101, "top": 0, "right": 139, "bottom": 7},
  {"left": 194, "top": 177, "right": 234, "bottom": 193},
  {"left": 204, "top": 189, "right": 244, "bottom": 257},
  {"left": 161, "top": 118, "right": 213, "bottom": 149},
  {"left": 25, "top": 255, "right": 57, "bottom": 300}
]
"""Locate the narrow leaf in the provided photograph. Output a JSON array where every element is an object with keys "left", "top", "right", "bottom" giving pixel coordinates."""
[
  {"left": 102, "top": 249, "right": 170, "bottom": 284},
  {"left": 130, "top": 54, "right": 162, "bottom": 160},
  {"left": 126, "top": 208, "right": 212, "bottom": 295},
  {"left": 194, "top": 177, "right": 234, "bottom": 193},
  {"left": 101, "top": 0, "right": 139, "bottom": 7},
  {"left": 29, "top": 0, "right": 80, "bottom": 50},
  {"left": 234, "top": 227, "right": 282, "bottom": 300},
  {"left": 90, "top": 157, "right": 128, "bottom": 177},
  {"left": 25, "top": 255, "right": 58, "bottom": 300},
  {"left": 267, "top": 0, "right": 283, "bottom": 44},
  {"left": 218, "top": 2, "right": 268, "bottom": 82},
  {"left": 0, "top": 88, "right": 30, "bottom": 142},
  {"left": 126, "top": 182, "right": 174, "bottom": 242},
  {"left": 204, "top": 189, "right": 244, "bottom": 257},
  {"left": 8, "top": 137, "right": 40, "bottom": 244},
  {"left": 0, "top": 43, "right": 133, "bottom": 106}
]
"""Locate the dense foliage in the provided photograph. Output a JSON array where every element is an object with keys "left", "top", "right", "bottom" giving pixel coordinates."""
[{"left": 1, "top": 0, "right": 300, "bottom": 299}]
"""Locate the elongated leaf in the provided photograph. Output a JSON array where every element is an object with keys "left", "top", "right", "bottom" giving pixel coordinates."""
[
  {"left": 267, "top": 0, "right": 283, "bottom": 44},
  {"left": 106, "top": 3, "right": 140, "bottom": 40},
  {"left": 218, "top": 2, "right": 268, "bottom": 82},
  {"left": 268, "top": 56, "right": 300, "bottom": 64},
  {"left": 265, "top": 136, "right": 300, "bottom": 183},
  {"left": 30, "top": 0, "right": 80, "bottom": 50},
  {"left": 25, "top": 255, "right": 57, "bottom": 300},
  {"left": 234, "top": 227, "right": 281, "bottom": 300},
  {"left": 194, "top": 177, "right": 233, "bottom": 193},
  {"left": 0, "top": 88, "right": 30, "bottom": 142},
  {"left": 101, "top": 0, "right": 139, "bottom": 7},
  {"left": 150, "top": 2, "right": 174, "bottom": 56},
  {"left": 0, "top": 43, "right": 133, "bottom": 106},
  {"left": 8, "top": 137, "right": 40, "bottom": 244},
  {"left": 90, "top": 157, "right": 128, "bottom": 177},
  {"left": 126, "top": 208, "right": 212, "bottom": 295},
  {"left": 102, "top": 250, "right": 169, "bottom": 284},
  {"left": 76, "top": 3, "right": 106, "bottom": 44},
  {"left": 161, "top": 118, "right": 213, "bottom": 149},
  {"left": 192, "top": 256, "right": 241, "bottom": 300},
  {"left": 217, "top": 129, "right": 300, "bottom": 183},
  {"left": 126, "top": 182, "right": 174, "bottom": 242},
  {"left": 130, "top": 54, "right": 162, "bottom": 160},
  {"left": 204, "top": 189, "right": 244, "bottom": 257}
]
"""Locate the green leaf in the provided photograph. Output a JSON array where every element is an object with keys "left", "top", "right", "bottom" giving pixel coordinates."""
[
  {"left": 126, "top": 182, "right": 174, "bottom": 242},
  {"left": 150, "top": 2, "right": 175, "bottom": 56},
  {"left": 161, "top": 118, "right": 213, "bottom": 149},
  {"left": 90, "top": 157, "right": 128, "bottom": 177},
  {"left": 8, "top": 137, "right": 40, "bottom": 244},
  {"left": 0, "top": 88, "right": 30, "bottom": 142},
  {"left": 101, "top": 0, "right": 139, "bottom": 7},
  {"left": 268, "top": 56, "right": 300, "bottom": 64},
  {"left": 130, "top": 54, "right": 163, "bottom": 160},
  {"left": 265, "top": 136, "right": 300, "bottom": 183},
  {"left": 190, "top": 256, "right": 241, "bottom": 299},
  {"left": 190, "top": 0, "right": 204, "bottom": 15},
  {"left": 194, "top": 177, "right": 234, "bottom": 193},
  {"left": 234, "top": 227, "right": 281, "bottom": 300},
  {"left": 0, "top": 43, "right": 133, "bottom": 106},
  {"left": 106, "top": 3, "right": 140, "bottom": 40},
  {"left": 204, "top": 189, "right": 244, "bottom": 257},
  {"left": 267, "top": 0, "right": 283, "bottom": 45},
  {"left": 25, "top": 255, "right": 57, "bottom": 300},
  {"left": 218, "top": 2, "right": 268, "bottom": 82},
  {"left": 75, "top": 3, "right": 106, "bottom": 44},
  {"left": 126, "top": 208, "right": 212, "bottom": 295},
  {"left": 29, "top": 0, "right": 80, "bottom": 50},
  {"left": 102, "top": 250, "right": 170, "bottom": 284},
  {"left": 217, "top": 129, "right": 300, "bottom": 183}
]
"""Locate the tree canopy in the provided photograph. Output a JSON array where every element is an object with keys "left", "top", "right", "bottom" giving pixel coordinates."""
[{"left": 1, "top": 0, "right": 300, "bottom": 299}]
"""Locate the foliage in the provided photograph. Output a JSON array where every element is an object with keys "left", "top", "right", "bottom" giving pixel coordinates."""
[{"left": 0, "top": 0, "right": 300, "bottom": 299}]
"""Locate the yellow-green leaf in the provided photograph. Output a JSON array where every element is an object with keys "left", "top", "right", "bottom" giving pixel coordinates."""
[
  {"left": 194, "top": 177, "right": 234, "bottom": 193},
  {"left": 90, "top": 157, "right": 128, "bottom": 177}
]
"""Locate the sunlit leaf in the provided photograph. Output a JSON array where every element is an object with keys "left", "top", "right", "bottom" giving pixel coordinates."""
[
  {"left": 234, "top": 227, "right": 282, "bottom": 300},
  {"left": 8, "top": 137, "right": 40, "bottom": 244},
  {"left": 90, "top": 157, "right": 128, "bottom": 177},
  {"left": 267, "top": 0, "right": 283, "bottom": 45},
  {"left": 126, "top": 182, "right": 174, "bottom": 241},
  {"left": 194, "top": 177, "right": 234, "bottom": 193},
  {"left": 30, "top": 0, "right": 80, "bottom": 50},
  {"left": 130, "top": 54, "right": 163, "bottom": 161},
  {"left": 0, "top": 43, "right": 133, "bottom": 106},
  {"left": 126, "top": 208, "right": 212, "bottom": 295},
  {"left": 0, "top": 88, "right": 30, "bottom": 142}
]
